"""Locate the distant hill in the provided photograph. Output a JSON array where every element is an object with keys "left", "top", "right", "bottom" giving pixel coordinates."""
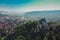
[
  {"left": 0, "top": 13, "right": 8, "bottom": 17},
  {"left": 0, "top": 11, "right": 24, "bottom": 16},
  {"left": 0, "top": 11, "right": 8, "bottom": 17},
  {"left": 24, "top": 10, "right": 60, "bottom": 22},
  {"left": 0, "top": 10, "right": 60, "bottom": 22}
]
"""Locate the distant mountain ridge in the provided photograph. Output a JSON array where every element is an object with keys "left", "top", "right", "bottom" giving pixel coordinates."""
[
  {"left": 0, "top": 13, "right": 8, "bottom": 17},
  {"left": 24, "top": 10, "right": 60, "bottom": 17},
  {"left": 0, "top": 10, "right": 60, "bottom": 22},
  {"left": 24, "top": 10, "right": 60, "bottom": 22},
  {"left": 0, "top": 11, "right": 25, "bottom": 16}
]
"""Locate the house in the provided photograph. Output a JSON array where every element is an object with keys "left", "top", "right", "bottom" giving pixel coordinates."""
[{"left": 0, "top": 22, "right": 5, "bottom": 29}]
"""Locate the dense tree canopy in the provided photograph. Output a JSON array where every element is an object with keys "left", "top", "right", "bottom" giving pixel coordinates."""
[{"left": 0, "top": 21, "right": 60, "bottom": 40}]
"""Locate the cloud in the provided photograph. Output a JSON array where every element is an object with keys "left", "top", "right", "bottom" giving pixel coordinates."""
[
  {"left": 0, "top": 5, "right": 60, "bottom": 12},
  {"left": 0, "top": 0, "right": 60, "bottom": 12}
]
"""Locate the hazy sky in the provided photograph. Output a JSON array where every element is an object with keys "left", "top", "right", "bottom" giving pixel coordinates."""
[{"left": 0, "top": 0, "right": 60, "bottom": 12}]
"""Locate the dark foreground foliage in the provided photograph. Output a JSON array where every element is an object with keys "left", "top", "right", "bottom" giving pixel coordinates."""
[{"left": 0, "top": 21, "right": 60, "bottom": 40}]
